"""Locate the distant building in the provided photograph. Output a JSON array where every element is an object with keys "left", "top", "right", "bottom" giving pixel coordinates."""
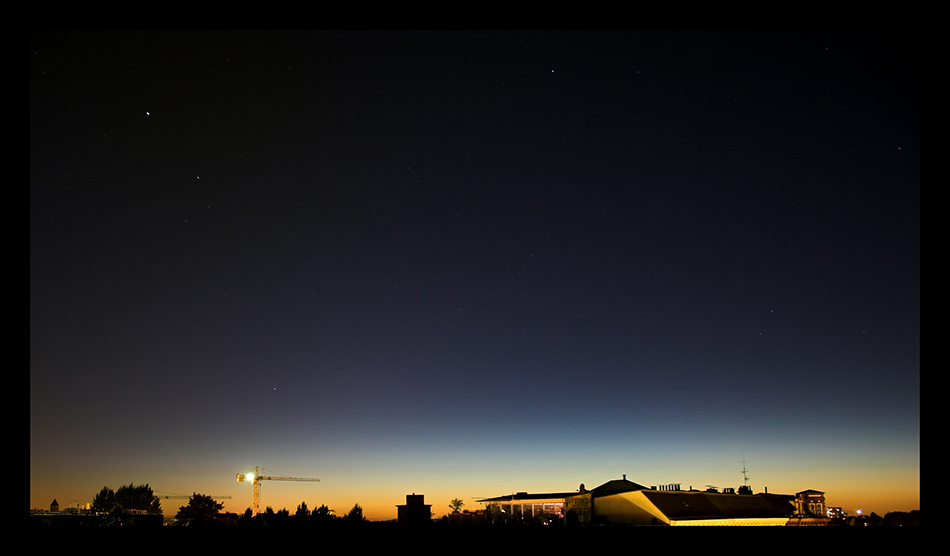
[
  {"left": 447, "top": 509, "right": 489, "bottom": 525},
  {"left": 787, "top": 489, "right": 832, "bottom": 526},
  {"left": 592, "top": 487, "right": 796, "bottom": 526},
  {"left": 564, "top": 484, "right": 592, "bottom": 525},
  {"left": 564, "top": 475, "right": 650, "bottom": 524},
  {"left": 480, "top": 476, "right": 823, "bottom": 526},
  {"left": 50, "top": 499, "right": 59, "bottom": 512},
  {"left": 396, "top": 493, "right": 432, "bottom": 525},
  {"left": 477, "top": 477, "right": 650, "bottom": 525},
  {"left": 591, "top": 476, "right": 650, "bottom": 496},
  {"left": 478, "top": 489, "right": 578, "bottom": 524},
  {"left": 794, "top": 489, "right": 826, "bottom": 516}
]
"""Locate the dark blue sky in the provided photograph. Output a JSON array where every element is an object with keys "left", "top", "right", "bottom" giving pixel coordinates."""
[{"left": 30, "top": 31, "right": 918, "bottom": 518}]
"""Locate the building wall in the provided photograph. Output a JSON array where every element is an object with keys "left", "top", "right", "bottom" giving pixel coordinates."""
[
  {"left": 564, "top": 493, "right": 592, "bottom": 525},
  {"left": 593, "top": 491, "right": 667, "bottom": 526},
  {"left": 669, "top": 517, "right": 788, "bottom": 526},
  {"left": 593, "top": 490, "right": 794, "bottom": 526},
  {"left": 794, "top": 491, "right": 826, "bottom": 517}
]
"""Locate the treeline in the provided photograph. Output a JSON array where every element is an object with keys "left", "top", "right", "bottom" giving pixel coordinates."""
[
  {"left": 178, "top": 496, "right": 370, "bottom": 528},
  {"left": 843, "top": 510, "right": 920, "bottom": 527},
  {"left": 78, "top": 484, "right": 373, "bottom": 528},
  {"left": 91, "top": 483, "right": 162, "bottom": 515}
]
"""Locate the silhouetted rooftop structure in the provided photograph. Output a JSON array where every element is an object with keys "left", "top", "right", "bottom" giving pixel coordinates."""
[
  {"left": 480, "top": 476, "right": 822, "bottom": 526},
  {"left": 396, "top": 493, "right": 431, "bottom": 525}
]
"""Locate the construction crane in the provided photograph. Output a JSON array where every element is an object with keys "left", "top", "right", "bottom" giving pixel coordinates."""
[{"left": 236, "top": 466, "right": 319, "bottom": 515}]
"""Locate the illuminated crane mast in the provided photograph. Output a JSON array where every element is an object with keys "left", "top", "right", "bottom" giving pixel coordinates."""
[{"left": 236, "top": 466, "right": 320, "bottom": 515}]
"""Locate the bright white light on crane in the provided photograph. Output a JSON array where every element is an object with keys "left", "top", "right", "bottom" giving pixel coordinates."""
[{"left": 246, "top": 473, "right": 255, "bottom": 482}]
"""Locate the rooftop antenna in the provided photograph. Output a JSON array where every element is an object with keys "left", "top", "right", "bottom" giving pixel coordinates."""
[{"left": 741, "top": 461, "right": 750, "bottom": 486}]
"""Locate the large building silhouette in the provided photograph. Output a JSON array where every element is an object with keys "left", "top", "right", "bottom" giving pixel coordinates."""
[{"left": 478, "top": 476, "right": 830, "bottom": 526}]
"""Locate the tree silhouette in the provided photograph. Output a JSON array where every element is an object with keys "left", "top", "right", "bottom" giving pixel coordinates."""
[
  {"left": 175, "top": 493, "right": 224, "bottom": 526},
  {"left": 449, "top": 498, "right": 465, "bottom": 513},
  {"left": 311, "top": 504, "right": 335, "bottom": 525},
  {"left": 92, "top": 483, "right": 161, "bottom": 515},
  {"left": 344, "top": 503, "right": 366, "bottom": 523},
  {"left": 115, "top": 483, "right": 161, "bottom": 514},
  {"left": 91, "top": 486, "right": 116, "bottom": 513},
  {"left": 293, "top": 501, "right": 310, "bottom": 527},
  {"left": 262, "top": 506, "right": 275, "bottom": 524}
]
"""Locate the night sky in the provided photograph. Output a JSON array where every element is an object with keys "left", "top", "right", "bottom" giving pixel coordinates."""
[{"left": 30, "top": 31, "right": 918, "bottom": 520}]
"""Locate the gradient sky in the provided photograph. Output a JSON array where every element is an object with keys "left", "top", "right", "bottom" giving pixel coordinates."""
[{"left": 30, "top": 31, "right": 919, "bottom": 520}]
